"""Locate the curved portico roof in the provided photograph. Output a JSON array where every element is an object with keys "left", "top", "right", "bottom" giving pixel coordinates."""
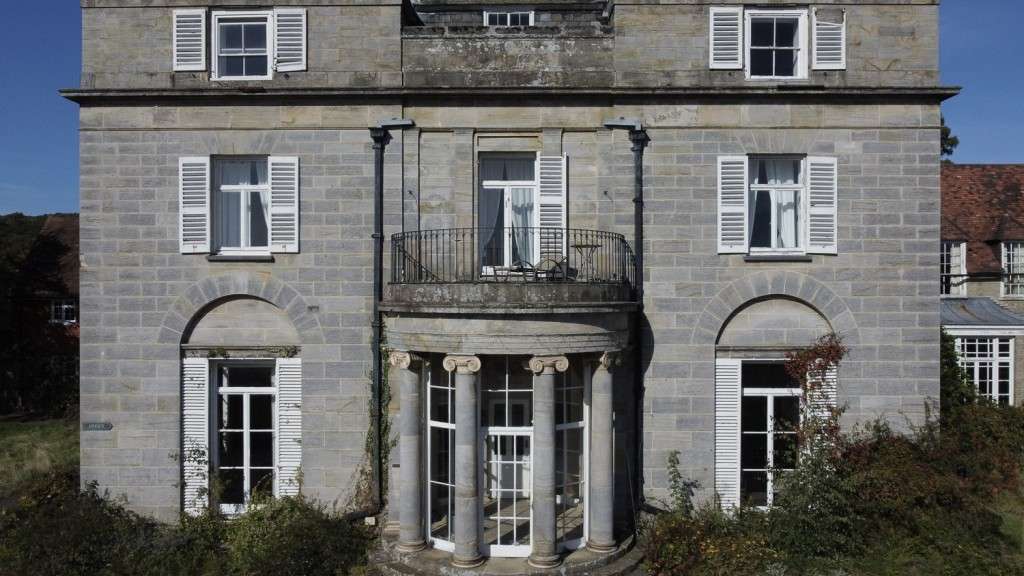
[{"left": 941, "top": 297, "right": 1024, "bottom": 327}]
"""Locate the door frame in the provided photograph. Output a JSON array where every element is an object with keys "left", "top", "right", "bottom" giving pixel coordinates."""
[{"left": 479, "top": 427, "right": 534, "bottom": 558}]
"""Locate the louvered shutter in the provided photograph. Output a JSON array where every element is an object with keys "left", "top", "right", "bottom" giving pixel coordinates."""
[
  {"left": 538, "top": 155, "right": 567, "bottom": 259},
  {"left": 276, "top": 358, "right": 302, "bottom": 497},
  {"left": 269, "top": 156, "right": 300, "bottom": 253},
  {"left": 715, "top": 358, "right": 742, "bottom": 510},
  {"left": 709, "top": 6, "right": 743, "bottom": 70},
  {"left": 179, "top": 156, "right": 211, "bottom": 254},
  {"left": 273, "top": 8, "right": 307, "bottom": 72},
  {"left": 812, "top": 8, "right": 847, "bottom": 70},
  {"left": 808, "top": 364, "right": 838, "bottom": 420},
  {"left": 182, "top": 358, "right": 210, "bottom": 515},
  {"left": 806, "top": 156, "right": 839, "bottom": 255},
  {"left": 173, "top": 9, "right": 206, "bottom": 72},
  {"left": 717, "top": 156, "right": 749, "bottom": 254}
]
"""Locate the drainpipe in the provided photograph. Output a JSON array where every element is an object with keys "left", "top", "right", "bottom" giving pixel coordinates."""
[
  {"left": 369, "top": 118, "right": 414, "bottom": 516},
  {"left": 603, "top": 117, "right": 650, "bottom": 520}
]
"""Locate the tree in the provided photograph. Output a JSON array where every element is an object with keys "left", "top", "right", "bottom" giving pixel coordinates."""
[
  {"left": 940, "top": 329, "right": 974, "bottom": 416},
  {"left": 940, "top": 115, "right": 959, "bottom": 160}
]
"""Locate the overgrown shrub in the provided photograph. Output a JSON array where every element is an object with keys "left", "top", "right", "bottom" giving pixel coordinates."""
[{"left": 0, "top": 465, "right": 373, "bottom": 576}]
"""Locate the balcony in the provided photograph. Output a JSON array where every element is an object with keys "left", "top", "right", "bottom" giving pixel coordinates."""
[{"left": 385, "top": 227, "right": 637, "bottom": 309}]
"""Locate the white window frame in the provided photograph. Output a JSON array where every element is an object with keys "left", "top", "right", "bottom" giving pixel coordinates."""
[
  {"left": 480, "top": 153, "right": 541, "bottom": 272},
  {"left": 554, "top": 365, "right": 589, "bottom": 551},
  {"left": 425, "top": 362, "right": 456, "bottom": 553},
  {"left": 483, "top": 10, "right": 535, "bottom": 27},
  {"left": 1002, "top": 241, "right": 1024, "bottom": 298},
  {"left": 954, "top": 337, "right": 1014, "bottom": 405},
  {"left": 740, "top": 360, "right": 802, "bottom": 508},
  {"left": 211, "top": 10, "right": 274, "bottom": 81},
  {"left": 213, "top": 157, "right": 271, "bottom": 256},
  {"left": 212, "top": 360, "right": 278, "bottom": 516},
  {"left": 49, "top": 299, "right": 77, "bottom": 324},
  {"left": 748, "top": 155, "right": 807, "bottom": 256},
  {"left": 941, "top": 240, "right": 967, "bottom": 297},
  {"left": 744, "top": 9, "right": 809, "bottom": 81}
]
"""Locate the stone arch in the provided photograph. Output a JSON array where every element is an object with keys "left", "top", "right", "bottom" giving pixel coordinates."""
[
  {"left": 717, "top": 296, "right": 831, "bottom": 348},
  {"left": 157, "top": 272, "right": 324, "bottom": 345},
  {"left": 691, "top": 271, "right": 860, "bottom": 347},
  {"left": 183, "top": 296, "right": 301, "bottom": 346}
]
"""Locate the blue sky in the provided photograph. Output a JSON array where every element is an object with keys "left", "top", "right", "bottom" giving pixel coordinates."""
[{"left": 0, "top": 1, "right": 1021, "bottom": 215}]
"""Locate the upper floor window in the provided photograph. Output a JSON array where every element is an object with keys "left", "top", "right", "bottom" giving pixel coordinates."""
[
  {"left": 214, "top": 158, "right": 270, "bottom": 253},
  {"left": 709, "top": 6, "right": 846, "bottom": 74},
  {"left": 484, "top": 11, "right": 534, "bottom": 27},
  {"left": 717, "top": 155, "right": 838, "bottom": 256},
  {"left": 940, "top": 240, "right": 966, "bottom": 296},
  {"left": 173, "top": 8, "right": 307, "bottom": 77},
  {"left": 50, "top": 299, "right": 77, "bottom": 324},
  {"left": 213, "top": 13, "right": 271, "bottom": 80},
  {"left": 956, "top": 337, "right": 1013, "bottom": 405},
  {"left": 1003, "top": 241, "right": 1024, "bottom": 297}
]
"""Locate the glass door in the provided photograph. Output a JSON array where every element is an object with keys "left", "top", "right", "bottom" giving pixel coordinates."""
[{"left": 482, "top": 431, "right": 532, "bottom": 557}]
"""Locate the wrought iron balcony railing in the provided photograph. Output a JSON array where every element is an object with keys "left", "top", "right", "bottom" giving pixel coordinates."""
[{"left": 390, "top": 227, "right": 636, "bottom": 291}]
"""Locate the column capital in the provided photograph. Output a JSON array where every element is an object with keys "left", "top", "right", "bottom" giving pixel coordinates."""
[
  {"left": 596, "top": 351, "right": 622, "bottom": 371},
  {"left": 442, "top": 354, "right": 481, "bottom": 374},
  {"left": 528, "top": 355, "right": 569, "bottom": 375},
  {"left": 388, "top": 350, "right": 423, "bottom": 370}
]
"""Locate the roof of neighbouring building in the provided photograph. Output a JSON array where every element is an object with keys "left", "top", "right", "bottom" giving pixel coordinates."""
[
  {"left": 942, "top": 163, "right": 1024, "bottom": 274},
  {"left": 941, "top": 297, "right": 1024, "bottom": 327},
  {"left": 19, "top": 214, "right": 79, "bottom": 299}
]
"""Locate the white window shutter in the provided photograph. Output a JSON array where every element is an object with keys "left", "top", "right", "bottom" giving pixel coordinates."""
[
  {"left": 709, "top": 6, "right": 743, "bottom": 70},
  {"left": 182, "top": 357, "right": 209, "bottom": 515},
  {"left": 274, "top": 8, "right": 307, "bottom": 72},
  {"left": 808, "top": 364, "right": 838, "bottom": 420},
  {"left": 717, "top": 155, "right": 749, "bottom": 254},
  {"left": 173, "top": 9, "right": 206, "bottom": 72},
  {"left": 269, "top": 156, "right": 300, "bottom": 253},
  {"left": 179, "top": 156, "right": 211, "bottom": 254},
  {"left": 538, "top": 155, "right": 568, "bottom": 258},
  {"left": 812, "top": 7, "right": 847, "bottom": 70},
  {"left": 806, "top": 156, "right": 839, "bottom": 255},
  {"left": 715, "top": 358, "right": 742, "bottom": 510},
  {"left": 276, "top": 357, "right": 302, "bottom": 497}
]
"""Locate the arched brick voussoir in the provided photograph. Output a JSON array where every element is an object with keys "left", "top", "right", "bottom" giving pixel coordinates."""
[
  {"left": 691, "top": 271, "right": 861, "bottom": 347},
  {"left": 157, "top": 271, "right": 325, "bottom": 346}
]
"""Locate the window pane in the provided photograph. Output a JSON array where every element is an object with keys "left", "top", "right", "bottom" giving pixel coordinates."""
[
  {"left": 508, "top": 392, "right": 532, "bottom": 427},
  {"left": 749, "top": 190, "right": 773, "bottom": 248},
  {"left": 250, "top": 394, "right": 274, "bottom": 430},
  {"left": 775, "top": 19, "right": 798, "bottom": 47},
  {"left": 430, "top": 385, "right": 450, "bottom": 423},
  {"left": 774, "top": 433, "right": 798, "bottom": 469},
  {"left": 218, "top": 431, "right": 244, "bottom": 467},
  {"left": 487, "top": 13, "right": 499, "bottom": 25},
  {"left": 774, "top": 396, "right": 800, "bottom": 431},
  {"left": 750, "top": 49, "right": 774, "bottom": 76},
  {"left": 220, "top": 24, "right": 243, "bottom": 50},
  {"left": 243, "top": 24, "right": 267, "bottom": 50},
  {"left": 430, "top": 427, "right": 450, "bottom": 483},
  {"left": 741, "top": 471, "right": 768, "bottom": 507},
  {"left": 741, "top": 433, "right": 768, "bottom": 468},
  {"left": 742, "top": 396, "right": 768, "bottom": 432},
  {"left": 750, "top": 20, "right": 774, "bottom": 47},
  {"left": 743, "top": 363, "right": 800, "bottom": 389},
  {"left": 244, "top": 56, "right": 268, "bottom": 77},
  {"left": 224, "top": 365, "right": 274, "bottom": 387},
  {"left": 216, "top": 190, "right": 242, "bottom": 247},
  {"left": 777, "top": 190, "right": 800, "bottom": 248},
  {"left": 430, "top": 483, "right": 453, "bottom": 541},
  {"left": 219, "top": 395, "right": 244, "bottom": 430},
  {"left": 220, "top": 56, "right": 245, "bottom": 77},
  {"left": 250, "top": 432, "right": 274, "bottom": 467},
  {"left": 218, "top": 469, "right": 245, "bottom": 504},
  {"left": 250, "top": 469, "right": 274, "bottom": 499},
  {"left": 752, "top": 158, "right": 801, "bottom": 185},
  {"left": 249, "top": 191, "right": 269, "bottom": 247},
  {"left": 774, "top": 49, "right": 797, "bottom": 77}
]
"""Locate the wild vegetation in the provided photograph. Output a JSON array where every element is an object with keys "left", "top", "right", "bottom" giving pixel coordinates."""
[{"left": 641, "top": 332, "right": 1024, "bottom": 576}]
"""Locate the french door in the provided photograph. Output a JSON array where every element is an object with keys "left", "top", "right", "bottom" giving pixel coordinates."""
[
  {"left": 481, "top": 429, "right": 533, "bottom": 557},
  {"left": 479, "top": 183, "right": 538, "bottom": 270}
]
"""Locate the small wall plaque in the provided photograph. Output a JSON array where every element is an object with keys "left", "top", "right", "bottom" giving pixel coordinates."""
[{"left": 82, "top": 422, "right": 113, "bottom": 431}]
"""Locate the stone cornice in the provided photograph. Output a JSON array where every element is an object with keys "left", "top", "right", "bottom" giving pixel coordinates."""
[{"left": 60, "top": 86, "right": 961, "bottom": 105}]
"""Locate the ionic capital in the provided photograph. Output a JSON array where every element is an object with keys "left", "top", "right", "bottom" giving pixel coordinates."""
[
  {"left": 388, "top": 350, "right": 422, "bottom": 370},
  {"left": 442, "top": 354, "right": 482, "bottom": 374},
  {"left": 596, "top": 351, "right": 622, "bottom": 372},
  {"left": 528, "top": 355, "right": 570, "bottom": 375}
]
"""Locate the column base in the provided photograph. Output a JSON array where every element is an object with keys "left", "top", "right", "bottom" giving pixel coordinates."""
[
  {"left": 396, "top": 540, "right": 427, "bottom": 554},
  {"left": 451, "top": 555, "right": 486, "bottom": 569},
  {"left": 527, "top": 553, "right": 562, "bottom": 569},
  {"left": 586, "top": 540, "right": 618, "bottom": 555}
]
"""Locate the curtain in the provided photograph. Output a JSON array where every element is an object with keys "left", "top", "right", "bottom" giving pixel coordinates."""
[
  {"left": 216, "top": 191, "right": 241, "bottom": 248},
  {"left": 753, "top": 158, "right": 799, "bottom": 185},
  {"left": 510, "top": 187, "right": 534, "bottom": 265},
  {"left": 776, "top": 190, "right": 799, "bottom": 248},
  {"left": 479, "top": 187, "right": 504, "bottom": 267}
]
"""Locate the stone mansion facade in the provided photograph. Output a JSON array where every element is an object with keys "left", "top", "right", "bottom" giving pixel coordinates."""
[{"left": 67, "top": 0, "right": 953, "bottom": 572}]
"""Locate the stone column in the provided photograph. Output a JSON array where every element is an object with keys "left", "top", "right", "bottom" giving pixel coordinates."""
[
  {"left": 390, "top": 351, "right": 426, "bottom": 552},
  {"left": 588, "top": 352, "right": 619, "bottom": 553},
  {"left": 528, "top": 355, "right": 569, "bottom": 568},
  {"left": 444, "top": 354, "right": 484, "bottom": 568}
]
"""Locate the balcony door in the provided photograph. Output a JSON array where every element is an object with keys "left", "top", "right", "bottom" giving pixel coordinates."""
[{"left": 479, "top": 154, "right": 538, "bottom": 271}]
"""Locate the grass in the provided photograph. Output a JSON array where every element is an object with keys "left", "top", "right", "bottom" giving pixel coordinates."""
[
  {"left": 996, "top": 488, "right": 1024, "bottom": 555},
  {"left": 0, "top": 417, "right": 78, "bottom": 501}
]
